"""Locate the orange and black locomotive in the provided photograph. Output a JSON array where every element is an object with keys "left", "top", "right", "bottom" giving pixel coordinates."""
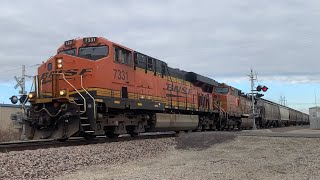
[
  {"left": 20, "top": 37, "right": 306, "bottom": 141},
  {"left": 22, "top": 37, "right": 252, "bottom": 140}
]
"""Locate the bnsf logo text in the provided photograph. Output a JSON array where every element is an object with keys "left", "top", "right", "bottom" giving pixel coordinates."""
[
  {"left": 41, "top": 68, "right": 92, "bottom": 84},
  {"left": 166, "top": 83, "right": 192, "bottom": 94},
  {"left": 41, "top": 68, "right": 92, "bottom": 80}
]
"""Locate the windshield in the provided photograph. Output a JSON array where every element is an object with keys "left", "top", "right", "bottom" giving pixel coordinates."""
[
  {"left": 79, "top": 46, "right": 109, "bottom": 60},
  {"left": 58, "top": 48, "right": 76, "bottom": 55},
  {"left": 214, "top": 87, "right": 229, "bottom": 94}
]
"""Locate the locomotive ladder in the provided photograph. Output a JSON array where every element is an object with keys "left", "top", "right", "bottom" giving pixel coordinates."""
[
  {"left": 79, "top": 75, "right": 96, "bottom": 134},
  {"left": 213, "top": 102, "right": 228, "bottom": 129}
]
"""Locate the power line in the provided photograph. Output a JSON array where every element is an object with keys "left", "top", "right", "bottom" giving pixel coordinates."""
[
  {"left": 0, "top": 64, "right": 40, "bottom": 74},
  {"left": 287, "top": 103, "right": 319, "bottom": 105}
]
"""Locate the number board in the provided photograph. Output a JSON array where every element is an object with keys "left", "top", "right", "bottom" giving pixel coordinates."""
[
  {"left": 83, "top": 37, "right": 97, "bottom": 43},
  {"left": 64, "top": 40, "right": 74, "bottom": 46},
  {"left": 113, "top": 69, "right": 129, "bottom": 81}
]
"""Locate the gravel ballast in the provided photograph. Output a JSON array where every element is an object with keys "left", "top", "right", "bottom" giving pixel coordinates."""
[
  {"left": 57, "top": 132, "right": 320, "bottom": 180},
  {"left": 0, "top": 138, "right": 175, "bottom": 179},
  {"left": 2, "top": 128, "right": 320, "bottom": 180},
  {"left": 175, "top": 131, "right": 235, "bottom": 150}
]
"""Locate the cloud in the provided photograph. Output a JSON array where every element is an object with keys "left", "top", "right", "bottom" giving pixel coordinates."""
[{"left": 0, "top": 0, "right": 319, "bottom": 85}]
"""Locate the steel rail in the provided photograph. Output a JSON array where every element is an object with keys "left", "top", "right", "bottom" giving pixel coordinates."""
[{"left": 0, "top": 133, "right": 176, "bottom": 153}]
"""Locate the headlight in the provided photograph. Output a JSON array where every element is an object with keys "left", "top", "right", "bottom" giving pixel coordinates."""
[
  {"left": 28, "top": 93, "right": 34, "bottom": 99},
  {"left": 57, "top": 63, "right": 63, "bottom": 69},
  {"left": 59, "top": 90, "right": 66, "bottom": 96},
  {"left": 57, "top": 59, "right": 63, "bottom": 63}
]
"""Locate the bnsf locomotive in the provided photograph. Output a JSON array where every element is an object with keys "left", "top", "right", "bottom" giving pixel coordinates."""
[{"left": 22, "top": 37, "right": 308, "bottom": 141}]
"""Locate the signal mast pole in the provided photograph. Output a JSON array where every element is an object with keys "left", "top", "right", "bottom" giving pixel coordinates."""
[
  {"left": 249, "top": 69, "right": 257, "bottom": 130},
  {"left": 21, "top": 65, "right": 27, "bottom": 140},
  {"left": 13, "top": 65, "right": 28, "bottom": 140}
]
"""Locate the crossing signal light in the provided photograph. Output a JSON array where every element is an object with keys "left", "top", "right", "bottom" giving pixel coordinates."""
[
  {"left": 262, "top": 86, "right": 268, "bottom": 92},
  {"left": 256, "top": 85, "right": 262, "bottom": 92},
  {"left": 9, "top": 96, "right": 19, "bottom": 104},
  {"left": 19, "top": 95, "right": 28, "bottom": 104},
  {"left": 256, "top": 85, "right": 268, "bottom": 92}
]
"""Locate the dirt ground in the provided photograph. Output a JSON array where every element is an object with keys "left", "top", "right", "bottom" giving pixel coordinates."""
[{"left": 55, "top": 129, "right": 320, "bottom": 180}]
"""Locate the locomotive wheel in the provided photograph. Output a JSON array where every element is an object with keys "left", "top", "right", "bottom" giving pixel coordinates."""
[
  {"left": 84, "top": 134, "right": 96, "bottom": 140},
  {"left": 127, "top": 126, "right": 139, "bottom": 137},
  {"left": 130, "top": 132, "right": 139, "bottom": 137},
  {"left": 57, "top": 138, "right": 68, "bottom": 142},
  {"left": 105, "top": 132, "right": 119, "bottom": 138}
]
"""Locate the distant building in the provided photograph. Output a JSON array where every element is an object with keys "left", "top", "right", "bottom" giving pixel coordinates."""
[
  {"left": 0, "top": 104, "right": 22, "bottom": 142},
  {"left": 309, "top": 106, "right": 320, "bottom": 129}
]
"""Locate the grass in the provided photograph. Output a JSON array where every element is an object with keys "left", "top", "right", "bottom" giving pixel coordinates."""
[{"left": 0, "top": 129, "right": 20, "bottom": 142}]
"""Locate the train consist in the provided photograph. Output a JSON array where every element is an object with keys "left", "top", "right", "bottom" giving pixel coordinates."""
[
  {"left": 14, "top": 37, "right": 308, "bottom": 141},
  {"left": 256, "top": 99, "right": 309, "bottom": 128}
]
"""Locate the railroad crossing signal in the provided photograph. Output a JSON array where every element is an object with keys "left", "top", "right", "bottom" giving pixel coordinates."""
[
  {"left": 14, "top": 76, "right": 23, "bottom": 89},
  {"left": 14, "top": 75, "right": 28, "bottom": 94},
  {"left": 256, "top": 85, "right": 268, "bottom": 92}
]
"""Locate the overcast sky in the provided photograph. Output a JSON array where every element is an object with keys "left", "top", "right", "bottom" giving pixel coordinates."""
[{"left": 0, "top": 0, "right": 319, "bottom": 112}]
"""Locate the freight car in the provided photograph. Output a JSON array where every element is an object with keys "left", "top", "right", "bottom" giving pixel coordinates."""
[
  {"left": 255, "top": 98, "right": 309, "bottom": 128},
  {"left": 16, "top": 37, "right": 308, "bottom": 141}
]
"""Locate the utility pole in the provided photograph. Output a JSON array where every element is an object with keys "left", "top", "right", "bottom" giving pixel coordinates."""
[
  {"left": 280, "top": 96, "right": 282, "bottom": 105},
  {"left": 249, "top": 69, "right": 257, "bottom": 130},
  {"left": 315, "top": 89, "right": 317, "bottom": 106},
  {"left": 22, "top": 65, "right": 26, "bottom": 95},
  {"left": 280, "top": 96, "right": 287, "bottom": 106}
]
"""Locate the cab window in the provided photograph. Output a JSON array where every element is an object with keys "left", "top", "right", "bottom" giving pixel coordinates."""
[
  {"left": 58, "top": 48, "right": 76, "bottom": 55},
  {"left": 134, "top": 52, "right": 147, "bottom": 68},
  {"left": 114, "top": 46, "right": 132, "bottom": 65},
  {"left": 214, "top": 87, "right": 229, "bottom": 94},
  {"left": 79, "top": 46, "right": 109, "bottom": 60}
]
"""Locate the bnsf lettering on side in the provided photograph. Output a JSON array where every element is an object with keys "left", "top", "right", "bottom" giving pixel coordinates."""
[{"left": 41, "top": 68, "right": 92, "bottom": 79}]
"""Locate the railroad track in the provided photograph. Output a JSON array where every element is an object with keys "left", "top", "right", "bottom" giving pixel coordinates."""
[
  {"left": 0, "top": 132, "right": 176, "bottom": 153},
  {"left": 1, "top": 126, "right": 312, "bottom": 153}
]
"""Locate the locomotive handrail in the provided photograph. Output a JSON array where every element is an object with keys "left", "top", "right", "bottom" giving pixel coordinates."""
[
  {"left": 35, "top": 75, "right": 40, "bottom": 98},
  {"left": 213, "top": 102, "right": 226, "bottom": 113},
  {"left": 80, "top": 75, "right": 96, "bottom": 119},
  {"left": 34, "top": 107, "right": 62, "bottom": 117},
  {"left": 53, "top": 73, "right": 87, "bottom": 114},
  {"left": 40, "top": 78, "right": 44, "bottom": 97},
  {"left": 21, "top": 77, "right": 35, "bottom": 115},
  {"left": 29, "top": 75, "right": 62, "bottom": 118}
]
